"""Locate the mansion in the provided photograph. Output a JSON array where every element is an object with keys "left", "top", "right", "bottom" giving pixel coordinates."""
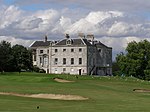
[{"left": 30, "top": 34, "right": 112, "bottom": 75}]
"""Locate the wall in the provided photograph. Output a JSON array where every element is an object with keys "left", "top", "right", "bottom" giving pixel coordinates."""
[{"left": 49, "top": 46, "right": 87, "bottom": 75}]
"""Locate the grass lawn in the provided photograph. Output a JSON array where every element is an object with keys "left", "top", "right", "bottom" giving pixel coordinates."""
[{"left": 0, "top": 72, "right": 150, "bottom": 112}]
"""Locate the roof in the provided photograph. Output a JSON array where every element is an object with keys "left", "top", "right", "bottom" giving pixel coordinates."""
[
  {"left": 29, "top": 37, "right": 111, "bottom": 49},
  {"left": 95, "top": 41, "right": 112, "bottom": 49},
  {"left": 30, "top": 41, "right": 51, "bottom": 47},
  {"left": 82, "top": 39, "right": 93, "bottom": 46},
  {"left": 54, "top": 38, "right": 92, "bottom": 46}
]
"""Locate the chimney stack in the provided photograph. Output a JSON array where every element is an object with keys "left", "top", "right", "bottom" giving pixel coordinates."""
[
  {"left": 65, "top": 34, "right": 70, "bottom": 39},
  {"left": 44, "top": 35, "right": 47, "bottom": 42},
  {"left": 78, "top": 33, "right": 85, "bottom": 38},
  {"left": 86, "top": 34, "right": 94, "bottom": 41}
]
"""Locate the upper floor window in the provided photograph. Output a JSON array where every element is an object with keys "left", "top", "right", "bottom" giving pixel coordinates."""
[
  {"left": 71, "top": 48, "right": 74, "bottom": 52},
  {"left": 98, "top": 48, "right": 101, "bottom": 53},
  {"left": 71, "top": 58, "right": 74, "bottom": 65},
  {"left": 79, "top": 48, "right": 82, "bottom": 52},
  {"left": 54, "top": 58, "right": 58, "bottom": 65},
  {"left": 47, "top": 50, "right": 49, "bottom": 53},
  {"left": 55, "top": 49, "right": 58, "bottom": 53},
  {"left": 63, "top": 58, "right": 66, "bottom": 65},
  {"left": 79, "top": 58, "right": 82, "bottom": 65},
  {"left": 63, "top": 49, "right": 66, "bottom": 52},
  {"left": 40, "top": 50, "right": 43, "bottom": 54}
]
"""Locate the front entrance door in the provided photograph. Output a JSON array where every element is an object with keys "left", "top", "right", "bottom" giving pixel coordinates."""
[{"left": 79, "top": 69, "right": 82, "bottom": 75}]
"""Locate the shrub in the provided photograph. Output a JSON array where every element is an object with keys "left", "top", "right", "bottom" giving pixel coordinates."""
[{"left": 144, "top": 70, "right": 150, "bottom": 80}]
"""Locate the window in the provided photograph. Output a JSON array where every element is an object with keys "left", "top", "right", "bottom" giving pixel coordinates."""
[
  {"left": 71, "top": 48, "right": 74, "bottom": 52},
  {"left": 79, "top": 58, "right": 82, "bottom": 65},
  {"left": 34, "top": 55, "right": 36, "bottom": 61},
  {"left": 71, "top": 58, "right": 74, "bottom": 65},
  {"left": 63, "top": 68, "right": 66, "bottom": 72},
  {"left": 40, "top": 50, "right": 43, "bottom": 54},
  {"left": 79, "top": 48, "right": 82, "bottom": 52},
  {"left": 71, "top": 68, "right": 74, "bottom": 72},
  {"left": 55, "top": 68, "right": 58, "bottom": 73},
  {"left": 63, "top": 58, "right": 66, "bottom": 65},
  {"left": 66, "top": 39, "right": 72, "bottom": 45},
  {"left": 98, "top": 48, "right": 101, "bottom": 52},
  {"left": 54, "top": 58, "right": 58, "bottom": 65},
  {"left": 47, "top": 50, "right": 49, "bottom": 53},
  {"left": 40, "top": 57, "right": 42, "bottom": 63},
  {"left": 63, "top": 49, "right": 66, "bottom": 52},
  {"left": 44, "top": 57, "right": 48, "bottom": 65},
  {"left": 55, "top": 49, "right": 58, "bottom": 53}
]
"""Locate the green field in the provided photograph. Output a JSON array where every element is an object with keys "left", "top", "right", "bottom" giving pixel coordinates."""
[{"left": 0, "top": 72, "right": 150, "bottom": 112}]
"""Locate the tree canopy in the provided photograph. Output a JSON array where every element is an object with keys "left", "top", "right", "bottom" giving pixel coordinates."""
[
  {"left": 0, "top": 41, "right": 33, "bottom": 72},
  {"left": 12, "top": 44, "right": 33, "bottom": 72},
  {"left": 0, "top": 41, "right": 12, "bottom": 72},
  {"left": 116, "top": 40, "right": 150, "bottom": 80}
]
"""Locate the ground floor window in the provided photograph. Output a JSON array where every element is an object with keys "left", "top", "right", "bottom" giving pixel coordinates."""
[
  {"left": 40, "top": 57, "right": 42, "bottom": 64},
  {"left": 70, "top": 68, "right": 74, "bottom": 72},
  {"left": 63, "top": 68, "right": 66, "bottom": 72},
  {"left": 55, "top": 68, "right": 58, "bottom": 73}
]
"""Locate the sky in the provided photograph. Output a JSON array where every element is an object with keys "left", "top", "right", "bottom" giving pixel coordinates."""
[{"left": 0, "top": 0, "right": 150, "bottom": 60}]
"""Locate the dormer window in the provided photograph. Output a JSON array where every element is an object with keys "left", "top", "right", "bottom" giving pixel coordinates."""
[{"left": 66, "top": 39, "right": 73, "bottom": 45}]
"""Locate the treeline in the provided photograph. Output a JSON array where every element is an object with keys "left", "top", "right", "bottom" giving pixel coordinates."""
[
  {"left": 0, "top": 41, "right": 33, "bottom": 72},
  {"left": 114, "top": 40, "right": 150, "bottom": 80}
]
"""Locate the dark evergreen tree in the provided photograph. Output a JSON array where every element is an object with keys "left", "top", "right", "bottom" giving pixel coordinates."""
[{"left": 0, "top": 41, "right": 13, "bottom": 72}]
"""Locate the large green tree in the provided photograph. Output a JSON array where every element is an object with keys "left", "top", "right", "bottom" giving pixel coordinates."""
[
  {"left": 116, "top": 40, "right": 150, "bottom": 80},
  {"left": 12, "top": 44, "right": 33, "bottom": 72}
]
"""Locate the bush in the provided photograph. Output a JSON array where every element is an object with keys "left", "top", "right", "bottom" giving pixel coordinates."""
[
  {"left": 113, "top": 71, "right": 122, "bottom": 76},
  {"left": 33, "top": 66, "right": 46, "bottom": 73},
  {"left": 39, "top": 69, "right": 46, "bottom": 73},
  {"left": 144, "top": 70, "right": 150, "bottom": 80},
  {"left": 33, "top": 66, "right": 40, "bottom": 72}
]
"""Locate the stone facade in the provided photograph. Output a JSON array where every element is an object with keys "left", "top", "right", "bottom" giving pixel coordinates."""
[{"left": 30, "top": 34, "right": 112, "bottom": 75}]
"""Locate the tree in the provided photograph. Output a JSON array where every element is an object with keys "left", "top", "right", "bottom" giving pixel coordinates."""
[
  {"left": 12, "top": 44, "right": 33, "bottom": 72},
  {"left": 116, "top": 40, "right": 150, "bottom": 80},
  {"left": 112, "top": 61, "right": 120, "bottom": 76},
  {"left": 0, "top": 41, "right": 13, "bottom": 72}
]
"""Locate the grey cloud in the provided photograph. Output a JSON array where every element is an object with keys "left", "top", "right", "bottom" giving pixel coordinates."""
[{"left": 14, "top": 18, "right": 43, "bottom": 30}]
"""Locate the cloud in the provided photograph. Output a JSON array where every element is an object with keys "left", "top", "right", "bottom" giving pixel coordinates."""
[
  {"left": 1, "top": 5, "right": 150, "bottom": 40},
  {"left": 65, "top": 11, "right": 124, "bottom": 35},
  {"left": 0, "top": 5, "right": 150, "bottom": 60},
  {"left": 13, "top": 0, "right": 150, "bottom": 12},
  {"left": 0, "top": 5, "right": 22, "bottom": 29},
  {"left": 0, "top": 36, "right": 33, "bottom": 47}
]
